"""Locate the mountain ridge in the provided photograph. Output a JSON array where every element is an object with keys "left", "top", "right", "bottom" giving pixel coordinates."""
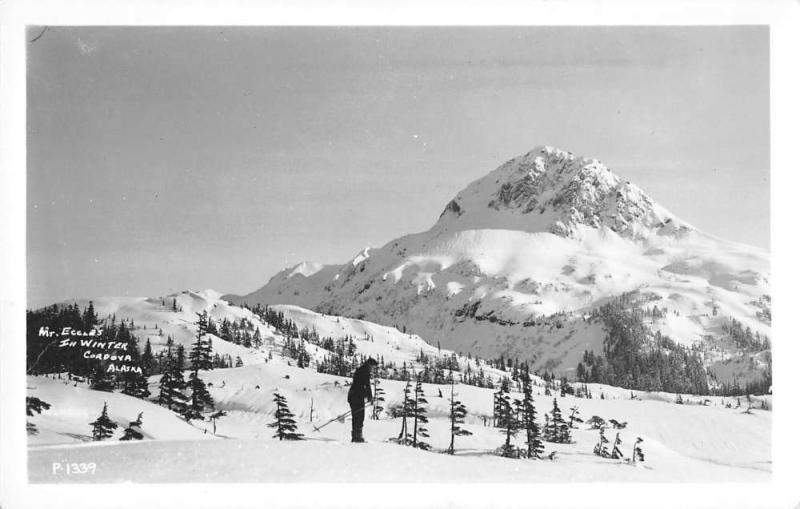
[{"left": 226, "top": 145, "right": 770, "bottom": 382}]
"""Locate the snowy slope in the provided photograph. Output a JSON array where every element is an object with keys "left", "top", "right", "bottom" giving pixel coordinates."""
[
  {"left": 60, "top": 289, "right": 284, "bottom": 365},
  {"left": 271, "top": 304, "right": 511, "bottom": 381},
  {"left": 26, "top": 376, "right": 215, "bottom": 446},
  {"left": 28, "top": 361, "right": 771, "bottom": 483},
  {"left": 27, "top": 289, "right": 771, "bottom": 483},
  {"left": 227, "top": 146, "right": 770, "bottom": 380},
  {"left": 58, "top": 291, "right": 521, "bottom": 387}
]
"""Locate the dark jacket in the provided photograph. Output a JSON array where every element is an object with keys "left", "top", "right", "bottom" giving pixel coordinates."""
[{"left": 348, "top": 363, "right": 373, "bottom": 403}]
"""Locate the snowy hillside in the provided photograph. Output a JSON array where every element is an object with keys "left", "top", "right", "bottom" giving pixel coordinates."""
[
  {"left": 27, "top": 376, "right": 215, "bottom": 446},
  {"left": 227, "top": 146, "right": 770, "bottom": 384},
  {"left": 59, "top": 289, "right": 283, "bottom": 366},
  {"left": 27, "top": 289, "right": 771, "bottom": 483},
  {"left": 53, "top": 291, "right": 514, "bottom": 387},
  {"left": 28, "top": 360, "right": 771, "bottom": 483}
]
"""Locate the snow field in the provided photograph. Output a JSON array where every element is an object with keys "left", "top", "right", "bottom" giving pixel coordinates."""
[{"left": 28, "top": 360, "right": 770, "bottom": 482}]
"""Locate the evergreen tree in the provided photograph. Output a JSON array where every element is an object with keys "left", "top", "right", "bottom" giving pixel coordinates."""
[
  {"left": 593, "top": 427, "right": 610, "bottom": 458},
  {"left": 633, "top": 437, "right": 645, "bottom": 463},
  {"left": 568, "top": 405, "right": 582, "bottom": 428},
  {"left": 82, "top": 300, "right": 98, "bottom": 328},
  {"left": 543, "top": 399, "right": 562, "bottom": 442},
  {"left": 269, "top": 392, "right": 303, "bottom": 440},
  {"left": 155, "top": 339, "right": 188, "bottom": 414},
  {"left": 611, "top": 432, "right": 624, "bottom": 459},
  {"left": 393, "top": 381, "right": 414, "bottom": 445},
  {"left": 175, "top": 344, "right": 186, "bottom": 372},
  {"left": 496, "top": 378, "right": 520, "bottom": 458},
  {"left": 520, "top": 370, "right": 544, "bottom": 459},
  {"left": 26, "top": 396, "right": 51, "bottom": 435},
  {"left": 209, "top": 410, "right": 227, "bottom": 435},
  {"left": 370, "top": 377, "right": 386, "bottom": 420},
  {"left": 190, "top": 311, "right": 214, "bottom": 371},
  {"left": 90, "top": 362, "right": 115, "bottom": 392},
  {"left": 493, "top": 378, "right": 511, "bottom": 428},
  {"left": 184, "top": 373, "right": 214, "bottom": 421},
  {"left": 411, "top": 379, "right": 431, "bottom": 450},
  {"left": 113, "top": 321, "right": 148, "bottom": 397},
  {"left": 546, "top": 398, "right": 571, "bottom": 443},
  {"left": 120, "top": 412, "right": 144, "bottom": 441},
  {"left": 117, "top": 329, "right": 150, "bottom": 400},
  {"left": 587, "top": 415, "right": 606, "bottom": 429},
  {"left": 184, "top": 312, "right": 215, "bottom": 420},
  {"left": 121, "top": 367, "right": 151, "bottom": 399},
  {"left": 141, "top": 339, "right": 155, "bottom": 376},
  {"left": 446, "top": 378, "right": 471, "bottom": 455},
  {"left": 89, "top": 402, "right": 118, "bottom": 441}
]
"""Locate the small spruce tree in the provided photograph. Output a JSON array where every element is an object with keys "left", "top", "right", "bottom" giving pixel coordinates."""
[
  {"left": 184, "top": 312, "right": 215, "bottom": 420},
  {"left": 446, "top": 377, "right": 471, "bottom": 455},
  {"left": 26, "top": 396, "right": 51, "bottom": 435},
  {"left": 393, "top": 381, "right": 414, "bottom": 445},
  {"left": 141, "top": 339, "right": 155, "bottom": 376},
  {"left": 611, "top": 432, "right": 624, "bottom": 459},
  {"left": 209, "top": 410, "right": 227, "bottom": 435},
  {"left": 520, "top": 369, "right": 544, "bottom": 459},
  {"left": 568, "top": 405, "right": 583, "bottom": 429},
  {"left": 492, "top": 379, "right": 510, "bottom": 427},
  {"left": 371, "top": 377, "right": 386, "bottom": 420},
  {"left": 269, "top": 392, "right": 303, "bottom": 440},
  {"left": 587, "top": 415, "right": 606, "bottom": 429},
  {"left": 155, "top": 339, "right": 189, "bottom": 414},
  {"left": 411, "top": 378, "right": 431, "bottom": 450},
  {"left": 496, "top": 379, "right": 520, "bottom": 458},
  {"left": 593, "top": 427, "right": 610, "bottom": 458},
  {"left": 90, "top": 402, "right": 118, "bottom": 441},
  {"left": 633, "top": 437, "right": 645, "bottom": 463},
  {"left": 184, "top": 373, "right": 214, "bottom": 421},
  {"left": 121, "top": 365, "right": 151, "bottom": 400},
  {"left": 120, "top": 412, "right": 144, "bottom": 441},
  {"left": 90, "top": 363, "right": 115, "bottom": 392},
  {"left": 547, "top": 398, "right": 571, "bottom": 443}
]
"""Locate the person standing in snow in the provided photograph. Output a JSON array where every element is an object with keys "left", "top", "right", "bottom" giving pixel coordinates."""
[{"left": 348, "top": 357, "right": 378, "bottom": 442}]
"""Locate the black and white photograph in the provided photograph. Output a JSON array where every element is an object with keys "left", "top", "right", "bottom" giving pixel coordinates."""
[{"left": 2, "top": 2, "right": 800, "bottom": 508}]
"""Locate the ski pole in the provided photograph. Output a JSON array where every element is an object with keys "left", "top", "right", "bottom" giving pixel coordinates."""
[
  {"left": 312, "top": 410, "right": 353, "bottom": 432},
  {"left": 312, "top": 401, "right": 373, "bottom": 433}
]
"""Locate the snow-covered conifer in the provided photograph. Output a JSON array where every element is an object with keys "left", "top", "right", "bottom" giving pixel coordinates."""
[
  {"left": 26, "top": 396, "right": 51, "bottom": 435},
  {"left": 568, "top": 405, "right": 583, "bottom": 429},
  {"left": 371, "top": 377, "right": 385, "bottom": 420},
  {"left": 587, "top": 415, "right": 606, "bottom": 429},
  {"left": 184, "top": 312, "right": 215, "bottom": 421},
  {"left": 611, "top": 432, "right": 624, "bottom": 459},
  {"left": 156, "top": 338, "right": 189, "bottom": 415},
  {"left": 520, "top": 370, "right": 544, "bottom": 459},
  {"left": 120, "top": 412, "right": 144, "bottom": 441},
  {"left": 90, "top": 402, "right": 118, "bottom": 441},
  {"left": 269, "top": 392, "right": 303, "bottom": 440},
  {"left": 393, "top": 381, "right": 413, "bottom": 445},
  {"left": 593, "top": 427, "right": 610, "bottom": 458},
  {"left": 411, "top": 378, "right": 431, "bottom": 450},
  {"left": 447, "top": 377, "right": 471, "bottom": 455},
  {"left": 633, "top": 437, "right": 645, "bottom": 463},
  {"left": 496, "top": 379, "right": 519, "bottom": 458},
  {"left": 209, "top": 410, "right": 227, "bottom": 435}
]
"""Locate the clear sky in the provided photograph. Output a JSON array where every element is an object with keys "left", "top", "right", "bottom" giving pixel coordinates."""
[{"left": 27, "top": 26, "right": 769, "bottom": 308}]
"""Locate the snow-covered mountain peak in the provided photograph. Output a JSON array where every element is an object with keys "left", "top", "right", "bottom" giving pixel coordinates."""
[
  {"left": 437, "top": 146, "right": 693, "bottom": 240},
  {"left": 350, "top": 247, "right": 371, "bottom": 266},
  {"left": 288, "top": 261, "right": 325, "bottom": 279}
]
